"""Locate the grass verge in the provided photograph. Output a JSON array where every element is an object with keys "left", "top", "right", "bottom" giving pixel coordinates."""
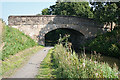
[
  {"left": 52, "top": 44, "right": 119, "bottom": 78},
  {"left": 2, "top": 25, "right": 37, "bottom": 60},
  {"left": 36, "top": 49, "right": 57, "bottom": 78},
  {"left": 1, "top": 46, "right": 43, "bottom": 78},
  {"left": 37, "top": 44, "right": 119, "bottom": 79}
]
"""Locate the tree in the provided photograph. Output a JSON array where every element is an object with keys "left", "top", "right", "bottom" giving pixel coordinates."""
[
  {"left": 36, "top": 14, "right": 42, "bottom": 16},
  {"left": 42, "top": 8, "right": 51, "bottom": 15},
  {"left": 73, "top": 2, "right": 93, "bottom": 18},
  {"left": 115, "top": 1, "right": 120, "bottom": 27},
  {"left": 49, "top": 2, "right": 93, "bottom": 18},
  {"left": 50, "top": 2, "right": 75, "bottom": 15},
  {"left": 104, "top": 3, "right": 118, "bottom": 30},
  {"left": 90, "top": 1, "right": 119, "bottom": 30}
]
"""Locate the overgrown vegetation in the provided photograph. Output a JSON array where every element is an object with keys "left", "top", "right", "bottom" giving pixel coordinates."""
[
  {"left": 37, "top": 36, "right": 119, "bottom": 78},
  {"left": 86, "top": 28, "right": 120, "bottom": 59},
  {"left": 52, "top": 44, "right": 119, "bottom": 78},
  {"left": 37, "top": 43, "right": 119, "bottom": 78},
  {"left": 1, "top": 26, "right": 37, "bottom": 60}
]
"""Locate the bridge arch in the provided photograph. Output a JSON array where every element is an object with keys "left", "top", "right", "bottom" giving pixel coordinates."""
[
  {"left": 8, "top": 15, "right": 106, "bottom": 46},
  {"left": 38, "top": 24, "right": 88, "bottom": 46},
  {"left": 45, "top": 28, "right": 85, "bottom": 47}
]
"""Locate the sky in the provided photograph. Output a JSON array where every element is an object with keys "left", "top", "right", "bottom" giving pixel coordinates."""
[
  {"left": 0, "top": 0, "right": 119, "bottom": 24},
  {"left": 0, "top": 1, "right": 56, "bottom": 24},
  {"left": 0, "top": 0, "right": 91, "bottom": 24}
]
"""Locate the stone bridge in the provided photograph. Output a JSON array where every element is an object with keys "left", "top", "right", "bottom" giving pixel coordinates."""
[{"left": 8, "top": 15, "right": 105, "bottom": 46}]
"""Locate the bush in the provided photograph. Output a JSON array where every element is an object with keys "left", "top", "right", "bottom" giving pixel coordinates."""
[
  {"left": 52, "top": 44, "right": 119, "bottom": 78},
  {"left": 2, "top": 26, "right": 37, "bottom": 60},
  {"left": 86, "top": 29, "right": 120, "bottom": 58}
]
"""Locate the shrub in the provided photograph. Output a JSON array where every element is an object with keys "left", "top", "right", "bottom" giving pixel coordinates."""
[
  {"left": 52, "top": 44, "right": 119, "bottom": 78},
  {"left": 86, "top": 28, "right": 120, "bottom": 58}
]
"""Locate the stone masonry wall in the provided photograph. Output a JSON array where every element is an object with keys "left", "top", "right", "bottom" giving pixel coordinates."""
[{"left": 8, "top": 15, "right": 105, "bottom": 45}]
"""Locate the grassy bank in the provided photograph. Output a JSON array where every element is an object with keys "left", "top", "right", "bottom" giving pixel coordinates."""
[
  {"left": 0, "top": 19, "right": 5, "bottom": 59},
  {"left": 53, "top": 44, "right": 119, "bottom": 78},
  {"left": 2, "top": 25, "right": 37, "bottom": 60},
  {"left": 2, "top": 46, "right": 43, "bottom": 78},
  {"left": 0, "top": 23, "right": 43, "bottom": 78},
  {"left": 0, "top": 19, "right": 5, "bottom": 79},
  {"left": 37, "top": 44, "right": 119, "bottom": 78}
]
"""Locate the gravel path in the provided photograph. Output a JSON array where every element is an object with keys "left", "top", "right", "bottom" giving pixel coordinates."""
[{"left": 11, "top": 47, "right": 53, "bottom": 78}]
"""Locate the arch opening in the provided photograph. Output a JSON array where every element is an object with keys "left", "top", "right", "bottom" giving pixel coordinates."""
[{"left": 45, "top": 28, "right": 85, "bottom": 52}]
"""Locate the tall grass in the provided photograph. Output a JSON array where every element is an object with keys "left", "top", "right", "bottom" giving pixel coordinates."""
[
  {"left": 52, "top": 43, "right": 119, "bottom": 78},
  {"left": 2, "top": 26, "right": 37, "bottom": 60}
]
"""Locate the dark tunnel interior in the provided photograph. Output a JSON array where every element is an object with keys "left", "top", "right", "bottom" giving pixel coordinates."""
[{"left": 45, "top": 28, "right": 85, "bottom": 52}]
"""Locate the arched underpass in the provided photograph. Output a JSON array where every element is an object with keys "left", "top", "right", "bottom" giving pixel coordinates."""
[{"left": 45, "top": 28, "right": 84, "bottom": 52}]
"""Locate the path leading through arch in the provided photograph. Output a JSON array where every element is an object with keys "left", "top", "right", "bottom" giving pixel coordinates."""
[{"left": 11, "top": 47, "right": 53, "bottom": 78}]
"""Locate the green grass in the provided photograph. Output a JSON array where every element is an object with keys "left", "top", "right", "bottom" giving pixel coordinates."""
[
  {"left": 2, "top": 46, "right": 43, "bottom": 78},
  {"left": 2, "top": 25, "right": 37, "bottom": 60},
  {"left": 36, "top": 49, "right": 57, "bottom": 78},
  {"left": 36, "top": 44, "right": 119, "bottom": 78},
  {"left": 0, "top": 24, "right": 44, "bottom": 78},
  {"left": 51, "top": 44, "right": 119, "bottom": 78}
]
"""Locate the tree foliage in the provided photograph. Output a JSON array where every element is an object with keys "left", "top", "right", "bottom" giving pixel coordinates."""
[
  {"left": 86, "top": 28, "right": 120, "bottom": 59},
  {"left": 42, "top": 8, "right": 51, "bottom": 15},
  {"left": 41, "top": 2, "right": 93, "bottom": 18},
  {"left": 41, "top": 1, "right": 119, "bottom": 25},
  {"left": 90, "top": 1, "right": 120, "bottom": 29}
]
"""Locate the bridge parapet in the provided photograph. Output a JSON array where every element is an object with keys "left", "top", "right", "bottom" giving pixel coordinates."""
[{"left": 8, "top": 15, "right": 101, "bottom": 26}]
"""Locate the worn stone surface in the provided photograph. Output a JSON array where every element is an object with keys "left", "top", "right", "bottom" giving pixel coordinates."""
[{"left": 8, "top": 15, "right": 107, "bottom": 46}]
